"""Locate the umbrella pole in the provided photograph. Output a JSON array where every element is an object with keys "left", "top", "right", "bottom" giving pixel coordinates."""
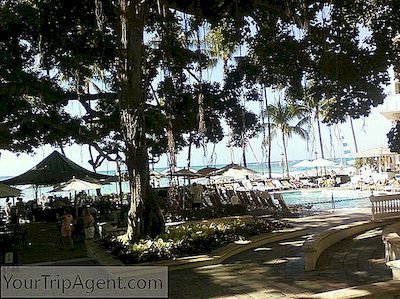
[
  {"left": 74, "top": 191, "right": 78, "bottom": 218},
  {"left": 34, "top": 185, "right": 38, "bottom": 204}
]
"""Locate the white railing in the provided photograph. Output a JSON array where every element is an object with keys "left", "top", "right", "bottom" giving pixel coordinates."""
[
  {"left": 370, "top": 194, "right": 400, "bottom": 221},
  {"left": 379, "top": 94, "right": 400, "bottom": 112}
]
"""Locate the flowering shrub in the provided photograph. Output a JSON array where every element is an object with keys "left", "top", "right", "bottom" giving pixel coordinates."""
[{"left": 101, "top": 218, "right": 290, "bottom": 264}]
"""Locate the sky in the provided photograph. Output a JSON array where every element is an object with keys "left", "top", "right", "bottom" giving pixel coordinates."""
[{"left": 0, "top": 102, "right": 393, "bottom": 177}]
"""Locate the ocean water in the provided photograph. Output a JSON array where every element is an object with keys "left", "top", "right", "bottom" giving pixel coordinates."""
[{"left": 0, "top": 160, "right": 318, "bottom": 207}]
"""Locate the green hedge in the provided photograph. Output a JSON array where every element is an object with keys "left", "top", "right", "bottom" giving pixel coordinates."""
[{"left": 101, "top": 218, "right": 290, "bottom": 264}]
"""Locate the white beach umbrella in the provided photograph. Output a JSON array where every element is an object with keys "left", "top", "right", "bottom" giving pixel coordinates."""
[
  {"left": 292, "top": 160, "right": 313, "bottom": 168},
  {"left": 211, "top": 163, "right": 257, "bottom": 180},
  {"left": 309, "top": 158, "right": 337, "bottom": 167},
  {"left": 53, "top": 178, "right": 102, "bottom": 192}
]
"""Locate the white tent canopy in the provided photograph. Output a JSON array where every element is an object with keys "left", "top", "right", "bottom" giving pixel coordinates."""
[{"left": 353, "top": 147, "right": 397, "bottom": 158}]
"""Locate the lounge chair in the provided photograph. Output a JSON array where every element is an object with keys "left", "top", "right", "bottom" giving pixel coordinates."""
[
  {"left": 273, "top": 193, "right": 311, "bottom": 216},
  {"left": 264, "top": 180, "right": 278, "bottom": 191},
  {"left": 272, "top": 180, "right": 290, "bottom": 190},
  {"left": 241, "top": 180, "right": 253, "bottom": 191},
  {"left": 280, "top": 180, "right": 294, "bottom": 189},
  {"left": 233, "top": 182, "right": 246, "bottom": 191},
  {"left": 259, "top": 191, "right": 279, "bottom": 210},
  {"left": 249, "top": 190, "right": 264, "bottom": 208},
  {"left": 299, "top": 179, "right": 318, "bottom": 188},
  {"left": 273, "top": 193, "right": 292, "bottom": 215}
]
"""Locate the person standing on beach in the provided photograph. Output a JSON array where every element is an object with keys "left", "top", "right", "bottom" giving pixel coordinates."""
[
  {"left": 15, "top": 198, "right": 26, "bottom": 222},
  {"left": 5, "top": 199, "right": 12, "bottom": 218},
  {"left": 59, "top": 208, "right": 74, "bottom": 249},
  {"left": 190, "top": 183, "right": 203, "bottom": 209}
]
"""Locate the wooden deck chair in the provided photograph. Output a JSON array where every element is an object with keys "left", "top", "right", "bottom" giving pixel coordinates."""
[
  {"left": 280, "top": 180, "right": 294, "bottom": 189},
  {"left": 242, "top": 191, "right": 257, "bottom": 208},
  {"left": 255, "top": 190, "right": 269, "bottom": 207},
  {"left": 213, "top": 186, "right": 226, "bottom": 206},
  {"left": 236, "top": 191, "right": 250, "bottom": 206},
  {"left": 249, "top": 190, "right": 264, "bottom": 208},
  {"left": 264, "top": 180, "right": 277, "bottom": 191},
  {"left": 259, "top": 191, "right": 279, "bottom": 210},
  {"left": 241, "top": 179, "right": 254, "bottom": 191},
  {"left": 272, "top": 179, "right": 288, "bottom": 190},
  {"left": 204, "top": 186, "right": 217, "bottom": 207},
  {"left": 273, "top": 193, "right": 292, "bottom": 215}
]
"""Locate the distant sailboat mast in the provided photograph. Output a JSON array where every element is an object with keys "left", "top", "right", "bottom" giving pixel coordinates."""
[{"left": 342, "top": 136, "right": 355, "bottom": 166}]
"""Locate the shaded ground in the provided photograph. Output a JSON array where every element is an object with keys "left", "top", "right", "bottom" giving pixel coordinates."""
[
  {"left": 17, "top": 222, "right": 87, "bottom": 264},
  {"left": 169, "top": 229, "right": 390, "bottom": 298},
  {"left": 169, "top": 210, "right": 392, "bottom": 298}
]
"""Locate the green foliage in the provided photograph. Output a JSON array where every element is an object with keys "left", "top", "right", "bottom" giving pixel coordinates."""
[
  {"left": 101, "top": 218, "right": 290, "bottom": 264},
  {"left": 388, "top": 121, "right": 400, "bottom": 154},
  {"left": 2, "top": 0, "right": 400, "bottom": 168}
]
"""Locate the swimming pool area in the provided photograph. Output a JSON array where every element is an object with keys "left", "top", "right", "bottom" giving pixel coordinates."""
[{"left": 280, "top": 189, "right": 377, "bottom": 210}]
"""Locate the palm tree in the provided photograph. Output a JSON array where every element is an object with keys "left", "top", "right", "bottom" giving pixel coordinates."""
[
  {"left": 295, "top": 82, "right": 332, "bottom": 159},
  {"left": 264, "top": 100, "right": 309, "bottom": 178},
  {"left": 206, "top": 26, "right": 239, "bottom": 163},
  {"left": 206, "top": 26, "right": 238, "bottom": 82}
]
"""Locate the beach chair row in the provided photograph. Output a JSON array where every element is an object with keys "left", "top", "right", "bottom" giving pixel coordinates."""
[
  {"left": 214, "top": 178, "right": 317, "bottom": 193},
  {"left": 202, "top": 186, "right": 303, "bottom": 215}
]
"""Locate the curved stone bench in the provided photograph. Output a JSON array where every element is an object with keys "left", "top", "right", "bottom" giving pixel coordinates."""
[{"left": 303, "top": 220, "right": 388, "bottom": 272}]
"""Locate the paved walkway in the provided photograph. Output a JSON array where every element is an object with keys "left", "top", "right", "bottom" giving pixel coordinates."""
[{"left": 169, "top": 208, "right": 392, "bottom": 298}]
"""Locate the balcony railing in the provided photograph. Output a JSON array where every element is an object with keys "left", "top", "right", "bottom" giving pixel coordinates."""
[
  {"left": 370, "top": 194, "right": 400, "bottom": 221},
  {"left": 379, "top": 94, "right": 400, "bottom": 113}
]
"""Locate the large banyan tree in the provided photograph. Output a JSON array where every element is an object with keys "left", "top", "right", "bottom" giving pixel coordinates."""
[{"left": 2, "top": 0, "right": 400, "bottom": 240}]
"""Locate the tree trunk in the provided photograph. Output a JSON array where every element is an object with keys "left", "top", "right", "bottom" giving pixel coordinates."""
[
  {"left": 242, "top": 146, "right": 247, "bottom": 167},
  {"left": 349, "top": 115, "right": 359, "bottom": 153},
  {"left": 282, "top": 133, "right": 289, "bottom": 178},
  {"left": 117, "top": 0, "right": 162, "bottom": 241},
  {"left": 167, "top": 116, "right": 176, "bottom": 177},
  {"left": 187, "top": 132, "right": 192, "bottom": 169},
  {"left": 264, "top": 87, "right": 272, "bottom": 178},
  {"left": 197, "top": 27, "right": 206, "bottom": 136},
  {"left": 316, "top": 109, "right": 324, "bottom": 159},
  {"left": 241, "top": 103, "right": 247, "bottom": 167}
]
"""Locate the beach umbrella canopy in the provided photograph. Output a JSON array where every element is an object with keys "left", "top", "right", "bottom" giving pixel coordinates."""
[
  {"left": 1, "top": 151, "right": 114, "bottom": 186},
  {"left": 150, "top": 171, "right": 164, "bottom": 178},
  {"left": 309, "top": 158, "right": 337, "bottom": 167},
  {"left": 292, "top": 160, "right": 313, "bottom": 168},
  {"left": 197, "top": 167, "right": 219, "bottom": 177},
  {"left": 172, "top": 168, "right": 200, "bottom": 178},
  {"left": 52, "top": 178, "right": 102, "bottom": 192},
  {"left": 0, "top": 183, "right": 21, "bottom": 198},
  {"left": 211, "top": 163, "right": 257, "bottom": 179}
]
